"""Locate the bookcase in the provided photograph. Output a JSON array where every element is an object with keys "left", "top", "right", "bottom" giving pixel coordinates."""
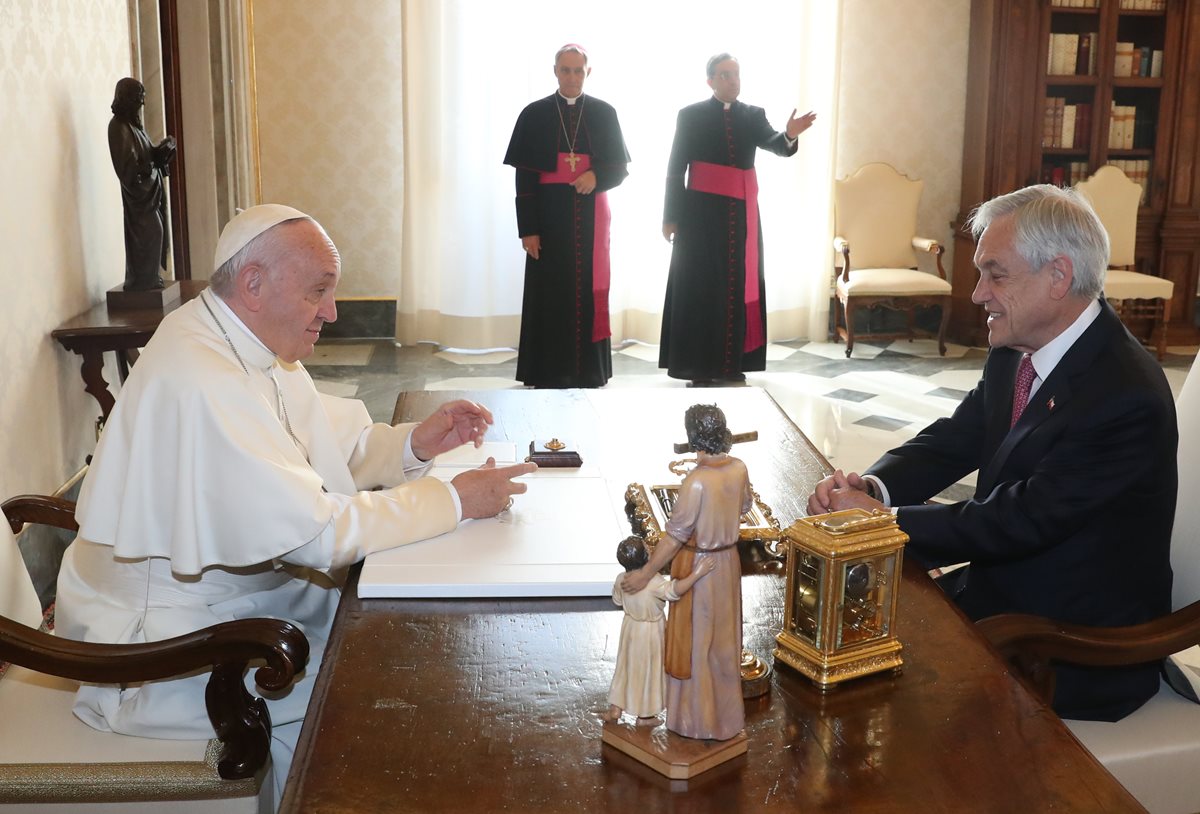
[{"left": 949, "top": 0, "right": 1200, "bottom": 346}]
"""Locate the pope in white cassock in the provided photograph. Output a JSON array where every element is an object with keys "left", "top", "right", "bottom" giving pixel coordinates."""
[{"left": 54, "top": 205, "right": 536, "bottom": 808}]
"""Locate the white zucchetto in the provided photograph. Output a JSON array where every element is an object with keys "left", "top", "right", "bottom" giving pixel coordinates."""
[{"left": 213, "top": 204, "right": 312, "bottom": 271}]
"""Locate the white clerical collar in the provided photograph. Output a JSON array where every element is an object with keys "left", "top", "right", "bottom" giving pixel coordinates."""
[
  {"left": 558, "top": 92, "right": 582, "bottom": 105},
  {"left": 713, "top": 96, "right": 732, "bottom": 110},
  {"left": 204, "top": 290, "right": 277, "bottom": 370},
  {"left": 1029, "top": 298, "right": 1102, "bottom": 386}
]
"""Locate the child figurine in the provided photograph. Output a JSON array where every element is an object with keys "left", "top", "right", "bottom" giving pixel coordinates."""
[{"left": 606, "top": 535, "right": 714, "bottom": 724}]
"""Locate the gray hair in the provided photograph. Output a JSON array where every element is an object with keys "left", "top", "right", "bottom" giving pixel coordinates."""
[
  {"left": 967, "top": 184, "right": 1108, "bottom": 299},
  {"left": 554, "top": 44, "right": 588, "bottom": 65},
  {"left": 707, "top": 53, "right": 736, "bottom": 79},
  {"left": 209, "top": 216, "right": 312, "bottom": 297}
]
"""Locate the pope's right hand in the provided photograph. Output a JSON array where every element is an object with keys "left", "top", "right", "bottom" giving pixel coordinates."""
[{"left": 452, "top": 457, "right": 538, "bottom": 519}]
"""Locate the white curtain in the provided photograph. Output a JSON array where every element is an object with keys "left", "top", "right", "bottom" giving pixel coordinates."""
[{"left": 399, "top": 0, "right": 841, "bottom": 349}]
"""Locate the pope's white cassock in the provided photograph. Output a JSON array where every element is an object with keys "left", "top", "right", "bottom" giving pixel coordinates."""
[{"left": 55, "top": 287, "right": 459, "bottom": 804}]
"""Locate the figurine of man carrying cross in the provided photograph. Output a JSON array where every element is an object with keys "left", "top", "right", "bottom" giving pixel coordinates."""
[{"left": 621, "top": 404, "right": 752, "bottom": 741}]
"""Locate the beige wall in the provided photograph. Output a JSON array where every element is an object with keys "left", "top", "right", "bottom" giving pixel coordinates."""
[
  {"left": 250, "top": 0, "right": 405, "bottom": 298},
  {"left": 0, "top": 0, "right": 130, "bottom": 499},
  {"left": 837, "top": 0, "right": 972, "bottom": 279}
]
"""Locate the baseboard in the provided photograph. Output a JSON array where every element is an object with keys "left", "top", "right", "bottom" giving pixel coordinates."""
[{"left": 323, "top": 298, "right": 396, "bottom": 339}]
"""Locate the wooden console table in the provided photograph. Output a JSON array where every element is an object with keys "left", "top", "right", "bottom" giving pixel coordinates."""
[
  {"left": 280, "top": 388, "right": 1142, "bottom": 813},
  {"left": 51, "top": 280, "right": 207, "bottom": 424}
]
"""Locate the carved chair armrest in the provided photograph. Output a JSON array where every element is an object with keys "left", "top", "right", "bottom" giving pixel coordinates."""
[
  {"left": 3, "top": 494, "right": 78, "bottom": 534},
  {"left": 978, "top": 601, "right": 1200, "bottom": 704},
  {"left": 0, "top": 615, "right": 310, "bottom": 780},
  {"left": 911, "top": 237, "right": 947, "bottom": 278},
  {"left": 833, "top": 236, "right": 850, "bottom": 282}
]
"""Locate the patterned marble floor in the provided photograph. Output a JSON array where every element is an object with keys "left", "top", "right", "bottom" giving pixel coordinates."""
[{"left": 306, "top": 336, "right": 1198, "bottom": 503}]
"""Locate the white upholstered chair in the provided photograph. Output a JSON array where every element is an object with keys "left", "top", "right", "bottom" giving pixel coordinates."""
[
  {"left": 1076, "top": 165, "right": 1174, "bottom": 360},
  {"left": 832, "top": 163, "right": 952, "bottom": 358},
  {"left": 981, "top": 351, "right": 1200, "bottom": 814},
  {"left": 0, "top": 495, "right": 308, "bottom": 813}
]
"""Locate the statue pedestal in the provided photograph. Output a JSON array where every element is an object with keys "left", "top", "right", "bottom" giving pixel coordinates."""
[
  {"left": 107, "top": 281, "right": 182, "bottom": 311},
  {"left": 601, "top": 719, "right": 747, "bottom": 780}
]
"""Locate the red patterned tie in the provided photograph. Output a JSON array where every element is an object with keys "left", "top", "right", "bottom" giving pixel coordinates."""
[{"left": 1010, "top": 354, "right": 1036, "bottom": 428}]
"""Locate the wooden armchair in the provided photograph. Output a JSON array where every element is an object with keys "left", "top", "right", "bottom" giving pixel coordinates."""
[
  {"left": 1076, "top": 165, "right": 1174, "bottom": 360},
  {"left": 0, "top": 494, "right": 309, "bottom": 811},
  {"left": 832, "top": 163, "right": 952, "bottom": 358},
  {"left": 979, "top": 350, "right": 1200, "bottom": 814}
]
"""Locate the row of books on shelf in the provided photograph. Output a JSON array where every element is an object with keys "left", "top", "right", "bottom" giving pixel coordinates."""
[
  {"left": 1041, "top": 160, "right": 1149, "bottom": 203},
  {"left": 1042, "top": 99, "right": 1154, "bottom": 150},
  {"left": 1043, "top": 162, "right": 1093, "bottom": 187},
  {"left": 1043, "top": 99, "right": 1092, "bottom": 149},
  {"left": 1108, "top": 103, "right": 1155, "bottom": 149},
  {"left": 1047, "top": 32, "right": 1096, "bottom": 75},
  {"left": 1115, "top": 42, "right": 1164, "bottom": 77},
  {"left": 1049, "top": 0, "right": 1165, "bottom": 10}
]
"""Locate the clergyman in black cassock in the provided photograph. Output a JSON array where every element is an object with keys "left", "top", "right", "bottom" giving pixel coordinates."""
[
  {"left": 503, "top": 45, "right": 630, "bottom": 388},
  {"left": 659, "top": 54, "right": 815, "bottom": 385}
]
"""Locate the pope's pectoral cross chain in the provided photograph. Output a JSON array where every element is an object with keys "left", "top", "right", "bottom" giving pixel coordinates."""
[{"left": 556, "top": 97, "right": 585, "bottom": 175}]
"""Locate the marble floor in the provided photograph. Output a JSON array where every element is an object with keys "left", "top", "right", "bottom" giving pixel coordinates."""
[{"left": 306, "top": 336, "right": 1198, "bottom": 504}]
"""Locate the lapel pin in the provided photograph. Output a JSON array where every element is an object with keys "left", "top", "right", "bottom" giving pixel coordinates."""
[{"left": 1047, "top": 396, "right": 1055, "bottom": 411}]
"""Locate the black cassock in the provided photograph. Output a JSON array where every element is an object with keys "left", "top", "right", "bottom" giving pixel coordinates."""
[
  {"left": 659, "top": 97, "right": 796, "bottom": 381},
  {"left": 504, "top": 94, "right": 629, "bottom": 388}
]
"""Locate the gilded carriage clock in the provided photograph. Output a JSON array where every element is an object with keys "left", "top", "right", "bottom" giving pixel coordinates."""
[{"left": 773, "top": 508, "right": 906, "bottom": 691}]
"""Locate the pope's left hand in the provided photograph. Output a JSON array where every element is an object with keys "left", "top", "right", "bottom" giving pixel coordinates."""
[{"left": 411, "top": 399, "right": 494, "bottom": 460}]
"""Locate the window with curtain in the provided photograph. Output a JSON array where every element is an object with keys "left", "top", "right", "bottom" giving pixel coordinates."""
[{"left": 399, "top": 0, "right": 841, "bottom": 350}]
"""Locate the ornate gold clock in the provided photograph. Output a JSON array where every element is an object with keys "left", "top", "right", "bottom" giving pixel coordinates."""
[{"left": 773, "top": 508, "right": 906, "bottom": 691}]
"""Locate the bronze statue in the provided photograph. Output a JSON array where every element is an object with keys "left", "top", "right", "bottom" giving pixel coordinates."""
[{"left": 108, "top": 77, "right": 175, "bottom": 291}]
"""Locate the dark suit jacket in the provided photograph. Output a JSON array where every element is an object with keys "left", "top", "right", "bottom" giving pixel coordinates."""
[{"left": 867, "top": 300, "right": 1177, "bottom": 721}]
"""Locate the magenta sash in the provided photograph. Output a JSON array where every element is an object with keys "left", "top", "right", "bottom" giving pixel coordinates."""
[
  {"left": 539, "top": 152, "right": 611, "bottom": 342},
  {"left": 686, "top": 160, "right": 763, "bottom": 353}
]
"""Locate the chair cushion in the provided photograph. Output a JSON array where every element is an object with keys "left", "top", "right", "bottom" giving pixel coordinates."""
[
  {"left": 1, "top": 522, "right": 42, "bottom": 630},
  {"left": 1104, "top": 269, "right": 1174, "bottom": 300},
  {"left": 1066, "top": 678, "right": 1200, "bottom": 814},
  {"left": 0, "top": 665, "right": 262, "bottom": 809},
  {"left": 1165, "top": 645, "right": 1200, "bottom": 702},
  {"left": 836, "top": 268, "right": 952, "bottom": 297}
]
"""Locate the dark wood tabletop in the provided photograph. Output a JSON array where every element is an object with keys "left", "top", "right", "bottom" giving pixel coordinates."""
[
  {"left": 280, "top": 387, "right": 1142, "bottom": 813},
  {"left": 51, "top": 279, "right": 208, "bottom": 423}
]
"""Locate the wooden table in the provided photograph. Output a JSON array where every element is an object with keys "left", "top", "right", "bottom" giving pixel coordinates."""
[
  {"left": 51, "top": 280, "right": 207, "bottom": 424},
  {"left": 281, "top": 388, "right": 1142, "bottom": 813}
]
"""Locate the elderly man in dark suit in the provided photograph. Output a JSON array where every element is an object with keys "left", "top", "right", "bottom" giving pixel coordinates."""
[{"left": 807, "top": 183, "right": 1177, "bottom": 723}]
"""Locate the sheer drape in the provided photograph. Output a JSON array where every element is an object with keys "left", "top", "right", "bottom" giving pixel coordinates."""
[{"left": 399, "top": 0, "right": 841, "bottom": 349}]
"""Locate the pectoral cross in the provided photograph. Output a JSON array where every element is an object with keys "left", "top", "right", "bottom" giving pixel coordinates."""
[{"left": 565, "top": 152, "right": 580, "bottom": 172}]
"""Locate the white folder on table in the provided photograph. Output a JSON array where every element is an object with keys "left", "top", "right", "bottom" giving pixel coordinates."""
[{"left": 358, "top": 442, "right": 627, "bottom": 598}]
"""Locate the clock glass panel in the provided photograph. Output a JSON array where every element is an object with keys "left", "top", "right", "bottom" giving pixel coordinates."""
[
  {"left": 836, "top": 553, "right": 895, "bottom": 648},
  {"left": 790, "top": 550, "right": 824, "bottom": 649}
]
